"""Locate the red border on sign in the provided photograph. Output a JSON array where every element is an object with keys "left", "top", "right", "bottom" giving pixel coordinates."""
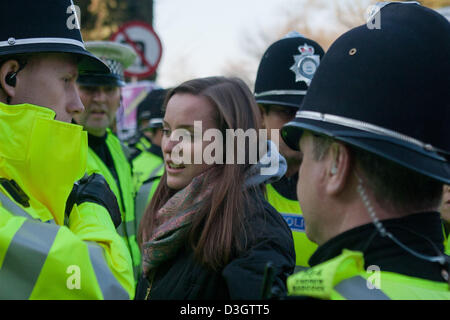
[{"left": 111, "top": 20, "right": 162, "bottom": 79}]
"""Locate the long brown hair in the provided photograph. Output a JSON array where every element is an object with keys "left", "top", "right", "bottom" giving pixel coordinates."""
[{"left": 138, "top": 76, "right": 265, "bottom": 270}]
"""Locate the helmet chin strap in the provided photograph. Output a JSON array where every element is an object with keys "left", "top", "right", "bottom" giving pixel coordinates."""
[{"left": 354, "top": 172, "right": 449, "bottom": 282}]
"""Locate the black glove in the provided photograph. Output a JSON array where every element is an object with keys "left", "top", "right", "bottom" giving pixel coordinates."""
[{"left": 65, "top": 173, "right": 122, "bottom": 228}]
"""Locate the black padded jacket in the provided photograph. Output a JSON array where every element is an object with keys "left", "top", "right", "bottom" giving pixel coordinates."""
[{"left": 135, "top": 190, "right": 295, "bottom": 300}]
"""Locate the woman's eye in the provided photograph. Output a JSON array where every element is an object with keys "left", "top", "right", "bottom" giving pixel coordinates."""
[{"left": 63, "top": 76, "right": 75, "bottom": 85}]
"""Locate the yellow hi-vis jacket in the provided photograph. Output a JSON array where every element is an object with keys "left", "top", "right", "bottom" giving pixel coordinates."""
[
  {"left": 287, "top": 249, "right": 450, "bottom": 300},
  {"left": 132, "top": 146, "right": 163, "bottom": 192},
  {"left": 132, "top": 148, "right": 164, "bottom": 227},
  {"left": 85, "top": 130, "right": 141, "bottom": 280},
  {"left": 266, "top": 184, "right": 317, "bottom": 268},
  {"left": 0, "top": 103, "right": 135, "bottom": 299}
]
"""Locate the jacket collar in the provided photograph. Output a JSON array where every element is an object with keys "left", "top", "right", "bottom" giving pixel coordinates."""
[
  {"left": 0, "top": 102, "right": 87, "bottom": 224},
  {"left": 309, "top": 211, "right": 446, "bottom": 282}
]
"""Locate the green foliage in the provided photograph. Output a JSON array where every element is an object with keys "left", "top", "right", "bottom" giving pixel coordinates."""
[{"left": 76, "top": 0, "right": 153, "bottom": 41}]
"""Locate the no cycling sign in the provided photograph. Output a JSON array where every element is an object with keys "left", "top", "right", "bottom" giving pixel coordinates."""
[{"left": 111, "top": 21, "right": 162, "bottom": 79}]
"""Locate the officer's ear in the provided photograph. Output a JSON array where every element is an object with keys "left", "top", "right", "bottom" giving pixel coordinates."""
[
  {"left": 258, "top": 104, "right": 266, "bottom": 114},
  {"left": 325, "top": 142, "right": 353, "bottom": 196},
  {"left": 0, "top": 59, "right": 20, "bottom": 101},
  {"left": 258, "top": 104, "right": 268, "bottom": 128}
]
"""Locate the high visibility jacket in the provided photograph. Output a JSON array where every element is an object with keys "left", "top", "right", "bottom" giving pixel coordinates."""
[
  {"left": 266, "top": 184, "right": 317, "bottom": 267},
  {"left": 126, "top": 136, "right": 151, "bottom": 160},
  {"left": 132, "top": 148, "right": 164, "bottom": 229},
  {"left": 136, "top": 168, "right": 164, "bottom": 227},
  {"left": 85, "top": 129, "right": 141, "bottom": 280},
  {"left": 132, "top": 147, "right": 163, "bottom": 192},
  {"left": 443, "top": 223, "right": 449, "bottom": 255},
  {"left": 446, "top": 233, "right": 450, "bottom": 255},
  {"left": 135, "top": 136, "right": 152, "bottom": 153},
  {"left": 0, "top": 103, "right": 134, "bottom": 299},
  {"left": 287, "top": 249, "right": 450, "bottom": 299}
]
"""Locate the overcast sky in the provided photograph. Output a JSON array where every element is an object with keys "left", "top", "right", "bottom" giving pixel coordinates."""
[
  {"left": 153, "top": 0, "right": 306, "bottom": 87},
  {"left": 147, "top": 1, "right": 450, "bottom": 88}
]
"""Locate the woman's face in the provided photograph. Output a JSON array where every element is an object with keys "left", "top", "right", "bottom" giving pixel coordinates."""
[{"left": 162, "top": 93, "right": 217, "bottom": 190}]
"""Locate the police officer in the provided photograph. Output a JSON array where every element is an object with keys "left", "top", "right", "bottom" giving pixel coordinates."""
[
  {"left": 254, "top": 32, "right": 324, "bottom": 268},
  {"left": 0, "top": 0, "right": 134, "bottom": 299},
  {"left": 131, "top": 88, "right": 167, "bottom": 226},
  {"left": 73, "top": 41, "right": 141, "bottom": 279},
  {"left": 127, "top": 89, "right": 161, "bottom": 155},
  {"left": 282, "top": 2, "right": 450, "bottom": 299}
]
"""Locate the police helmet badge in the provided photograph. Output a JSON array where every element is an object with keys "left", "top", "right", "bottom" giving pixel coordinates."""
[{"left": 289, "top": 44, "right": 320, "bottom": 86}]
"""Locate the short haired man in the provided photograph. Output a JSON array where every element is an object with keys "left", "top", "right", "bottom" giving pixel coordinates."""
[
  {"left": 282, "top": 2, "right": 450, "bottom": 299},
  {"left": 254, "top": 32, "right": 324, "bottom": 268},
  {"left": 0, "top": 0, "right": 134, "bottom": 299},
  {"left": 73, "top": 41, "right": 142, "bottom": 279},
  {"left": 131, "top": 88, "right": 168, "bottom": 225}
]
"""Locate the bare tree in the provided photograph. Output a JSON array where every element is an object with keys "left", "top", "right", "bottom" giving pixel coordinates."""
[
  {"left": 222, "top": 0, "right": 450, "bottom": 89},
  {"left": 76, "top": 0, "right": 154, "bottom": 40},
  {"left": 420, "top": 0, "right": 450, "bottom": 8},
  {"left": 222, "top": 0, "right": 347, "bottom": 89}
]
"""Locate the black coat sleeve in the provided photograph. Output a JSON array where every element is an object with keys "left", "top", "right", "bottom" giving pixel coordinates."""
[{"left": 221, "top": 203, "right": 296, "bottom": 299}]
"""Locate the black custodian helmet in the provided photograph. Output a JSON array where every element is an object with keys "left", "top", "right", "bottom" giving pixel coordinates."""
[
  {"left": 254, "top": 32, "right": 325, "bottom": 109},
  {"left": 282, "top": 2, "right": 450, "bottom": 184},
  {"left": 0, "top": 0, "right": 109, "bottom": 74},
  {"left": 137, "top": 88, "right": 168, "bottom": 129}
]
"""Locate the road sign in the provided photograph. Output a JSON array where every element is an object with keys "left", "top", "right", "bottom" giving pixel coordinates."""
[{"left": 111, "top": 21, "right": 162, "bottom": 79}]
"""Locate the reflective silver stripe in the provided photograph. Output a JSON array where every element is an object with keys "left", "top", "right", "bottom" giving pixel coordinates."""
[
  {"left": 0, "top": 220, "right": 59, "bottom": 299},
  {"left": 255, "top": 89, "right": 307, "bottom": 98},
  {"left": 87, "top": 243, "right": 130, "bottom": 300},
  {"left": 296, "top": 111, "right": 439, "bottom": 152},
  {"left": 334, "top": 276, "right": 390, "bottom": 300},
  {"left": 135, "top": 182, "right": 152, "bottom": 227},
  {"left": 117, "top": 222, "right": 126, "bottom": 237},
  {"left": 0, "top": 37, "right": 85, "bottom": 48},
  {"left": 0, "top": 190, "right": 57, "bottom": 225},
  {"left": 135, "top": 164, "right": 164, "bottom": 226},
  {"left": 116, "top": 220, "right": 135, "bottom": 238},
  {"left": 0, "top": 190, "right": 33, "bottom": 220},
  {"left": 149, "top": 118, "right": 163, "bottom": 126},
  {"left": 294, "top": 265, "right": 309, "bottom": 273}
]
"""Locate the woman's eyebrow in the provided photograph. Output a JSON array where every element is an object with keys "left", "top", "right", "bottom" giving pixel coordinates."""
[
  {"left": 162, "top": 121, "right": 196, "bottom": 132},
  {"left": 177, "top": 125, "right": 195, "bottom": 131}
]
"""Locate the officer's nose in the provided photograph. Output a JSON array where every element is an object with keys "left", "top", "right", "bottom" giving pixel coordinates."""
[
  {"left": 92, "top": 88, "right": 108, "bottom": 103},
  {"left": 68, "top": 86, "right": 85, "bottom": 115}
]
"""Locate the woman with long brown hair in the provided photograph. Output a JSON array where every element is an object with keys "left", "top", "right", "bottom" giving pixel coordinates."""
[{"left": 136, "top": 76, "right": 295, "bottom": 299}]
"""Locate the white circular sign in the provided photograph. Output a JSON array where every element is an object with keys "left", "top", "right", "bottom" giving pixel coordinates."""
[{"left": 111, "top": 21, "right": 162, "bottom": 78}]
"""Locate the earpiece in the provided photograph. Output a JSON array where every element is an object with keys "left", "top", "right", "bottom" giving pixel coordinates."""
[
  {"left": 4, "top": 61, "right": 27, "bottom": 88},
  {"left": 5, "top": 73, "right": 17, "bottom": 87},
  {"left": 331, "top": 163, "right": 338, "bottom": 175}
]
